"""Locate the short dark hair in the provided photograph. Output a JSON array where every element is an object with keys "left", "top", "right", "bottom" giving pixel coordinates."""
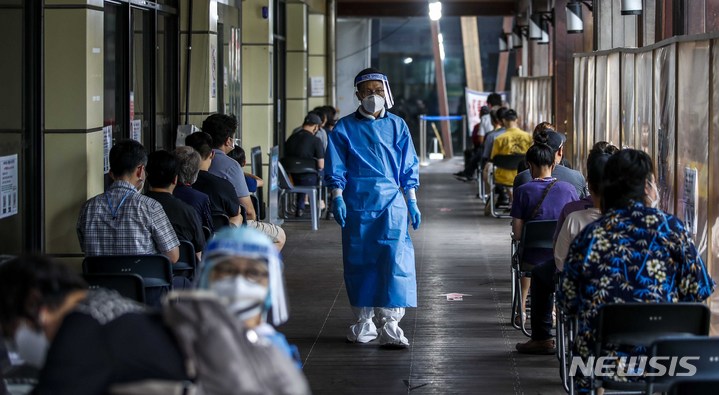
[
  {"left": 146, "top": 150, "right": 178, "bottom": 189},
  {"left": 601, "top": 148, "right": 654, "bottom": 212},
  {"left": 311, "top": 107, "right": 329, "bottom": 123},
  {"left": 109, "top": 139, "right": 147, "bottom": 178},
  {"left": 586, "top": 141, "right": 618, "bottom": 195},
  {"left": 202, "top": 114, "right": 238, "bottom": 149},
  {"left": 525, "top": 143, "right": 555, "bottom": 168},
  {"left": 487, "top": 93, "right": 502, "bottom": 107},
  {"left": 185, "top": 132, "right": 214, "bottom": 160},
  {"left": 227, "top": 146, "right": 246, "bottom": 166},
  {"left": 503, "top": 109, "right": 518, "bottom": 121},
  {"left": 492, "top": 107, "right": 508, "bottom": 124},
  {"left": 0, "top": 255, "right": 87, "bottom": 336}
]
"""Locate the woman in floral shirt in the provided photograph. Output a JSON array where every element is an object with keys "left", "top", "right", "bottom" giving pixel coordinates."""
[{"left": 557, "top": 149, "right": 714, "bottom": 391}]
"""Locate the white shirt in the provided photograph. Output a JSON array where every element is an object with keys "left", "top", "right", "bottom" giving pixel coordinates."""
[{"left": 554, "top": 207, "right": 601, "bottom": 271}]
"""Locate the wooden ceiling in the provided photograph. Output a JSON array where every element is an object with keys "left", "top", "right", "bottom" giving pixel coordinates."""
[{"left": 337, "top": 0, "right": 517, "bottom": 18}]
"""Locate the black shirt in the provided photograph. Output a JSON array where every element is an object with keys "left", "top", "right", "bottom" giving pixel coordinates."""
[
  {"left": 145, "top": 191, "right": 206, "bottom": 252},
  {"left": 284, "top": 129, "right": 324, "bottom": 160},
  {"left": 193, "top": 170, "right": 241, "bottom": 218},
  {"left": 35, "top": 290, "right": 188, "bottom": 395}
]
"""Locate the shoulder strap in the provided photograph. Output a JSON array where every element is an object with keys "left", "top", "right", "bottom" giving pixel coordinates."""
[{"left": 529, "top": 179, "right": 559, "bottom": 220}]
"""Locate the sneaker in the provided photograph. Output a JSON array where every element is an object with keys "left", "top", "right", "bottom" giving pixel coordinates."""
[
  {"left": 295, "top": 209, "right": 304, "bottom": 218},
  {"left": 515, "top": 339, "right": 556, "bottom": 355},
  {"left": 453, "top": 174, "right": 470, "bottom": 182},
  {"left": 513, "top": 312, "right": 527, "bottom": 327}
]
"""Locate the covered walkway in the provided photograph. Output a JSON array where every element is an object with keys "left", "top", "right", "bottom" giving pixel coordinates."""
[{"left": 280, "top": 158, "right": 564, "bottom": 394}]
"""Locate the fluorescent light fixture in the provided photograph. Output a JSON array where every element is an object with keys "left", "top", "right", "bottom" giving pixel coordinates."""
[
  {"left": 566, "top": 2, "right": 583, "bottom": 33},
  {"left": 429, "top": 1, "right": 442, "bottom": 21},
  {"left": 621, "top": 0, "right": 642, "bottom": 15},
  {"left": 438, "top": 33, "right": 445, "bottom": 60},
  {"left": 403, "top": 57, "right": 413, "bottom": 64}
]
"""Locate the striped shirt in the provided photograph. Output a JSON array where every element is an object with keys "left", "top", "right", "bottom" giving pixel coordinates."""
[{"left": 77, "top": 180, "right": 179, "bottom": 256}]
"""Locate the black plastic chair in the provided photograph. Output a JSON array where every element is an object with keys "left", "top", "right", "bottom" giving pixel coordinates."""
[
  {"left": 590, "top": 303, "right": 710, "bottom": 394},
  {"left": 510, "top": 219, "right": 557, "bottom": 337},
  {"left": 669, "top": 378, "right": 719, "bottom": 395},
  {"left": 82, "top": 255, "right": 173, "bottom": 307},
  {"left": 212, "top": 213, "right": 231, "bottom": 230},
  {"left": 83, "top": 273, "right": 146, "bottom": 303},
  {"left": 250, "top": 146, "right": 266, "bottom": 220},
  {"left": 277, "top": 161, "right": 319, "bottom": 230},
  {"left": 488, "top": 153, "right": 525, "bottom": 218},
  {"left": 174, "top": 240, "right": 197, "bottom": 281},
  {"left": 202, "top": 225, "right": 212, "bottom": 241},
  {"left": 645, "top": 337, "right": 719, "bottom": 394}
]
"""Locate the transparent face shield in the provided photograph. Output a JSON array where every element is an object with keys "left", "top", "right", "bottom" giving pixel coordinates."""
[{"left": 354, "top": 73, "right": 395, "bottom": 110}]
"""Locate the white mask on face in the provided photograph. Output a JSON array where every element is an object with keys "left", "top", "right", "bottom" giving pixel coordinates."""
[
  {"left": 361, "top": 94, "right": 386, "bottom": 114},
  {"left": 647, "top": 181, "right": 660, "bottom": 208},
  {"left": 13, "top": 323, "right": 50, "bottom": 368},
  {"left": 210, "top": 276, "right": 269, "bottom": 323}
]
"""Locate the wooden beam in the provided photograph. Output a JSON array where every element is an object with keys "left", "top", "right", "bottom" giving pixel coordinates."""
[
  {"left": 337, "top": 2, "right": 516, "bottom": 18},
  {"left": 495, "top": 16, "right": 513, "bottom": 92},
  {"left": 461, "top": 17, "right": 483, "bottom": 91}
]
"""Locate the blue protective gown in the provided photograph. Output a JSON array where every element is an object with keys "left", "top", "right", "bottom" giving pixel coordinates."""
[{"left": 325, "top": 110, "right": 420, "bottom": 308}]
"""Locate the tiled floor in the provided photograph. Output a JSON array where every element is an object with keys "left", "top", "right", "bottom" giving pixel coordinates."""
[{"left": 279, "top": 158, "right": 565, "bottom": 395}]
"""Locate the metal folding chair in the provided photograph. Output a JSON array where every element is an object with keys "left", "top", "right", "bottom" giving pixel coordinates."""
[
  {"left": 645, "top": 337, "right": 719, "bottom": 394},
  {"left": 511, "top": 219, "right": 557, "bottom": 337},
  {"left": 277, "top": 161, "right": 320, "bottom": 230},
  {"left": 488, "top": 154, "right": 525, "bottom": 218}
]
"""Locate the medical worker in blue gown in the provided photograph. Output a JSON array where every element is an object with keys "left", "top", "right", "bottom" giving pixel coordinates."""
[{"left": 325, "top": 68, "right": 421, "bottom": 348}]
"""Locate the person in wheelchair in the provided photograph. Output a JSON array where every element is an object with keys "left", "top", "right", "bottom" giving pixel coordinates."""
[
  {"left": 510, "top": 143, "right": 579, "bottom": 328},
  {"left": 557, "top": 149, "right": 715, "bottom": 391},
  {"left": 515, "top": 142, "right": 613, "bottom": 355}
]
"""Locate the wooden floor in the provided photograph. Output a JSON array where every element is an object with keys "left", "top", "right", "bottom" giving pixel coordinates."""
[{"left": 279, "top": 158, "right": 565, "bottom": 395}]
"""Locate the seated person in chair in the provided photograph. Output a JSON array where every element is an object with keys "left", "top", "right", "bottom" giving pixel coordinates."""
[
  {"left": 489, "top": 108, "right": 532, "bottom": 205},
  {"left": 515, "top": 142, "right": 613, "bottom": 355},
  {"left": 172, "top": 146, "right": 214, "bottom": 233},
  {"left": 513, "top": 125, "right": 587, "bottom": 198},
  {"left": 145, "top": 150, "right": 205, "bottom": 261},
  {"left": 557, "top": 149, "right": 715, "bottom": 391},
  {"left": 0, "top": 255, "right": 189, "bottom": 394},
  {"left": 185, "top": 131, "right": 243, "bottom": 227},
  {"left": 283, "top": 112, "right": 325, "bottom": 218},
  {"left": 228, "top": 145, "right": 264, "bottom": 194},
  {"left": 77, "top": 139, "right": 179, "bottom": 264},
  {"left": 510, "top": 143, "right": 578, "bottom": 327}
]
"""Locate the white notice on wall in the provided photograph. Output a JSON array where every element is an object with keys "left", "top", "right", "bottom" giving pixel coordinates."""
[
  {"left": 131, "top": 119, "right": 142, "bottom": 143},
  {"left": 0, "top": 154, "right": 19, "bottom": 219},
  {"left": 683, "top": 167, "right": 699, "bottom": 236},
  {"left": 310, "top": 76, "right": 325, "bottom": 97},
  {"left": 103, "top": 125, "right": 112, "bottom": 174}
]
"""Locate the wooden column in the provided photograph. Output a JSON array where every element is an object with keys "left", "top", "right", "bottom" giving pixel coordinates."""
[{"left": 461, "top": 17, "right": 483, "bottom": 91}]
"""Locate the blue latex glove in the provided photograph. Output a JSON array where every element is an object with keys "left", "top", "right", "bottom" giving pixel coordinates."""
[
  {"left": 333, "top": 196, "right": 346, "bottom": 228},
  {"left": 408, "top": 199, "right": 421, "bottom": 230}
]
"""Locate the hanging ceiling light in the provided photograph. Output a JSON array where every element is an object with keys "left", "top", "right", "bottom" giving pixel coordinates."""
[
  {"left": 499, "top": 35, "right": 508, "bottom": 52},
  {"left": 428, "top": 1, "right": 442, "bottom": 21},
  {"left": 566, "top": 2, "right": 583, "bottom": 33},
  {"left": 512, "top": 28, "right": 523, "bottom": 49},
  {"left": 621, "top": 0, "right": 642, "bottom": 15},
  {"left": 529, "top": 14, "right": 542, "bottom": 40},
  {"left": 538, "top": 19, "right": 549, "bottom": 45}
]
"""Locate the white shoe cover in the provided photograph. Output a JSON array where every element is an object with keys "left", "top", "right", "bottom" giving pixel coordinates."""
[
  {"left": 378, "top": 319, "right": 409, "bottom": 347},
  {"left": 347, "top": 319, "right": 378, "bottom": 343}
]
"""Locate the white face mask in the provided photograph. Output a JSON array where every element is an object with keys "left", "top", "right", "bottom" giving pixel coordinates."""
[
  {"left": 210, "top": 276, "right": 269, "bottom": 323},
  {"left": 647, "top": 181, "right": 660, "bottom": 208},
  {"left": 361, "top": 94, "right": 385, "bottom": 114},
  {"left": 13, "top": 323, "right": 50, "bottom": 368}
]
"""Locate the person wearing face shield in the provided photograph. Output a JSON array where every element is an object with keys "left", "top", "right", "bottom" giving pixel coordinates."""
[
  {"left": 324, "top": 68, "right": 421, "bottom": 348},
  {"left": 196, "top": 226, "right": 301, "bottom": 366},
  {"left": 557, "top": 149, "right": 715, "bottom": 391},
  {"left": 0, "top": 255, "right": 189, "bottom": 395}
]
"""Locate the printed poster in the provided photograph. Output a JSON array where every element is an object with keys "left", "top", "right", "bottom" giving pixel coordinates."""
[
  {"left": 103, "top": 126, "right": 112, "bottom": 174},
  {"left": 464, "top": 88, "right": 508, "bottom": 136},
  {"left": 310, "top": 76, "right": 325, "bottom": 97},
  {"left": 683, "top": 167, "right": 698, "bottom": 236},
  {"left": 0, "top": 154, "right": 18, "bottom": 219},
  {"left": 131, "top": 119, "right": 142, "bottom": 143}
]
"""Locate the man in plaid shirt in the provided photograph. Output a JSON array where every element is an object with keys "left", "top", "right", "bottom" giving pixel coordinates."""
[{"left": 77, "top": 139, "right": 180, "bottom": 263}]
